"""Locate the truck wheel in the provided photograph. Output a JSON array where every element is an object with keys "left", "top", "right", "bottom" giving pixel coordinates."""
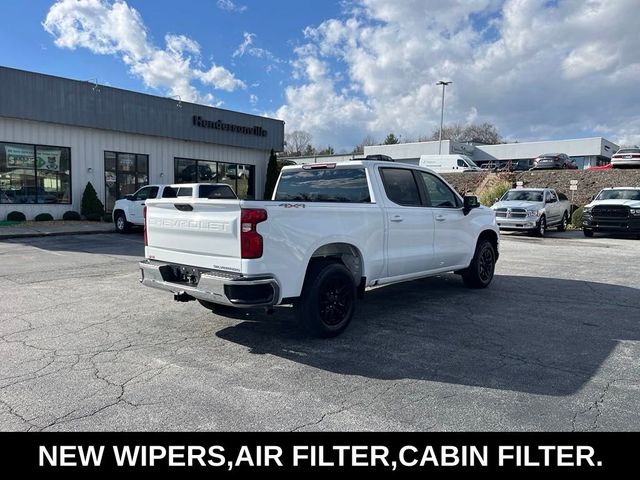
[
  {"left": 535, "top": 216, "right": 546, "bottom": 237},
  {"left": 583, "top": 229, "right": 594, "bottom": 238},
  {"left": 557, "top": 212, "right": 568, "bottom": 232},
  {"left": 461, "top": 239, "right": 496, "bottom": 289},
  {"left": 114, "top": 212, "right": 131, "bottom": 233},
  {"left": 295, "top": 262, "right": 356, "bottom": 338}
]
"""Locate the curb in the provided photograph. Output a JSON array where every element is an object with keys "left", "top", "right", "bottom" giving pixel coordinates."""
[{"left": 0, "top": 229, "right": 116, "bottom": 240}]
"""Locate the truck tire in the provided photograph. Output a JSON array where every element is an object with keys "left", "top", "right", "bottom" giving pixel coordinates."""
[
  {"left": 294, "top": 262, "right": 356, "bottom": 338},
  {"left": 583, "top": 228, "right": 594, "bottom": 238},
  {"left": 114, "top": 212, "right": 131, "bottom": 233},
  {"left": 461, "top": 239, "right": 496, "bottom": 289},
  {"left": 557, "top": 212, "right": 568, "bottom": 232},
  {"left": 534, "top": 215, "right": 546, "bottom": 237}
]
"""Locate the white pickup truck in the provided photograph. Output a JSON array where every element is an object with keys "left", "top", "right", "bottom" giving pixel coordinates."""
[
  {"left": 491, "top": 188, "right": 572, "bottom": 237},
  {"left": 140, "top": 160, "right": 500, "bottom": 337}
]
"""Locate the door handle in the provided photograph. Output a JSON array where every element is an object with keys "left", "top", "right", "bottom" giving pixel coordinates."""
[
  {"left": 435, "top": 215, "right": 446, "bottom": 221},
  {"left": 390, "top": 215, "right": 403, "bottom": 222}
]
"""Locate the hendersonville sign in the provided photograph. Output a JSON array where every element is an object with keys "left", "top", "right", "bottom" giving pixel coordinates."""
[{"left": 192, "top": 115, "right": 267, "bottom": 137}]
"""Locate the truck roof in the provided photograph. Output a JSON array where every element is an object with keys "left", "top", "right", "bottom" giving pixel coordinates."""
[{"left": 280, "top": 159, "right": 420, "bottom": 171}]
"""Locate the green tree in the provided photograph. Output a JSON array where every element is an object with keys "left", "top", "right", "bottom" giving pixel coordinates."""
[
  {"left": 383, "top": 133, "right": 400, "bottom": 145},
  {"left": 264, "top": 149, "right": 279, "bottom": 200},
  {"left": 81, "top": 181, "right": 105, "bottom": 221},
  {"left": 317, "top": 146, "right": 335, "bottom": 155}
]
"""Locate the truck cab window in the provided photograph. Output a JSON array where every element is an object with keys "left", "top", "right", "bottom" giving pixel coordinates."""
[
  {"left": 275, "top": 168, "right": 370, "bottom": 203},
  {"left": 379, "top": 168, "right": 422, "bottom": 206},
  {"left": 133, "top": 186, "right": 156, "bottom": 201},
  {"left": 420, "top": 172, "right": 460, "bottom": 208}
]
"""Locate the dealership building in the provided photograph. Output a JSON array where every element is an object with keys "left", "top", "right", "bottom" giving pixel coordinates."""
[
  {"left": 284, "top": 137, "right": 620, "bottom": 170},
  {"left": 0, "top": 66, "right": 284, "bottom": 220}
]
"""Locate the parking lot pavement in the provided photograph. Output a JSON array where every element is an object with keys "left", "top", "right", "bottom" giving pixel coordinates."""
[{"left": 0, "top": 232, "right": 639, "bottom": 431}]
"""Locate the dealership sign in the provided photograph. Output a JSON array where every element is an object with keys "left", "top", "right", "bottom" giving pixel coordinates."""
[
  {"left": 5, "top": 145, "right": 60, "bottom": 171},
  {"left": 192, "top": 115, "right": 268, "bottom": 137},
  {"left": 5, "top": 145, "right": 34, "bottom": 169}
]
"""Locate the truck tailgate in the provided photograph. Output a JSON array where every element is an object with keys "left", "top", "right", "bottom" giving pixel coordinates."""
[{"left": 145, "top": 199, "right": 242, "bottom": 273}]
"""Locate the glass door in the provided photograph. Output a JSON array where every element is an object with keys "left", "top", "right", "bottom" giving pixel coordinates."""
[{"left": 104, "top": 151, "right": 149, "bottom": 211}]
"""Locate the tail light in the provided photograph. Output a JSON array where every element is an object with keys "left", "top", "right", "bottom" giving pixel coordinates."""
[
  {"left": 143, "top": 206, "right": 148, "bottom": 247},
  {"left": 241, "top": 208, "right": 267, "bottom": 259}
]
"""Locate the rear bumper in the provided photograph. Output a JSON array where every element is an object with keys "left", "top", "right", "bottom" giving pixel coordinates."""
[
  {"left": 139, "top": 260, "right": 280, "bottom": 307},
  {"left": 611, "top": 159, "right": 640, "bottom": 168}
]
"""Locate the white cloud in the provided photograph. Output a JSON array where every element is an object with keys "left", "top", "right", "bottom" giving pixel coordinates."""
[
  {"left": 217, "top": 0, "right": 247, "bottom": 13},
  {"left": 43, "top": 0, "right": 245, "bottom": 104},
  {"left": 233, "top": 32, "right": 282, "bottom": 64},
  {"left": 249, "top": 94, "right": 258, "bottom": 106},
  {"left": 276, "top": 0, "right": 640, "bottom": 151}
]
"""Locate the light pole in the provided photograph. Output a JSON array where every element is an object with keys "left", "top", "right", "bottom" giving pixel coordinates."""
[{"left": 436, "top": 80, "right": 452, "bottom": 154}]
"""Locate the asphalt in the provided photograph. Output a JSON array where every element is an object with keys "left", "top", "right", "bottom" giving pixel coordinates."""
[{"left": 0, "top": 230, "right": 638, "bottom": 431}]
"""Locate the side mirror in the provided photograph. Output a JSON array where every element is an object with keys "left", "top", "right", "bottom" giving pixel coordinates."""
[
  {"left": 125, "top": 195, "right": 134, "bottom": 201},
  {"left": 463, "top": 195, "right": 480, "bottom": 215}
]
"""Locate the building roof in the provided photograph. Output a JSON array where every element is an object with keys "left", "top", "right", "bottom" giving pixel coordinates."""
[{"left": 0, "top": 65, "right": 284, "bottom": 152}]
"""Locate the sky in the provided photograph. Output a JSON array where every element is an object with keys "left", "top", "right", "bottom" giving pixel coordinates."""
[{"left": 0, "top": 0, "right": 639, "bottom": 152}]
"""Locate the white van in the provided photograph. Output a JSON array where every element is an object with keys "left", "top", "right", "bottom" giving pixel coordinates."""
[{"left": 418, "top": 154, "right": 482, "bottom": 173}]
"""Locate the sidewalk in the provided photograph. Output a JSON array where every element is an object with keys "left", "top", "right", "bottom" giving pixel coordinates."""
[{"left": 0, "top": 221, "right": 115, "bottom": 240}]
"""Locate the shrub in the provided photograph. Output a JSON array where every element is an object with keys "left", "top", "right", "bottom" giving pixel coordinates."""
[
  {"left": 103, "top": 212, "right": 113, "bottom": 223},
  {"left": 81, "top": 182, "right": 104, "bottom": 221},
  {"left": 479, "top": 180, "right": 512, "bottom": 207},
  {"left": 34, "top": 213, "right": 54, "bottom": 222},
  {"left": 264, "top": 149, "right": 279, "bottom": 200},
  {"left": 6, "top": 211, "right": 26, "bottom": 222},
  {"left": 62, "top": 210, "right": 82, "bottom": 221},
  {"left": 571, "top": 206, "right": 583, "bottom": 229}
]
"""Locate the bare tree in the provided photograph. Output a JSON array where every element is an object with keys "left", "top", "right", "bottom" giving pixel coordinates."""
[
  {"left": 463, "top": 122, "right": 502, "bottom": 144},
  {"left": 429, "top": 122, "right": 502, "bottom": 145},
  {"left": 429, "top": 123, "right": 466, "bottom": 142},
  {"left": 352, "top": 134, "right": 378, "bottom": 154},
  {"left": 284, "top": 130, "right": 313, "bottom": 156}
]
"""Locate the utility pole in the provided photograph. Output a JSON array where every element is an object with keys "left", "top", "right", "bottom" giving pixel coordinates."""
[{"left": 436, "top": 80, "right": 452, "bottom": 154}]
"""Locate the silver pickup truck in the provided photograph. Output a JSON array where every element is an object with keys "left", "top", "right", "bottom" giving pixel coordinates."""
[{"left": 491, "top": 188, "right": 572, "bottom": 237}]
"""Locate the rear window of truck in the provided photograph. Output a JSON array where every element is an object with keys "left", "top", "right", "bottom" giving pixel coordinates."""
[
  {"left": 275, "top": 168, "right": 371, "bottom": 203},
  {"left": 198, "top": 184, "right": 237, "bottom": 199}
]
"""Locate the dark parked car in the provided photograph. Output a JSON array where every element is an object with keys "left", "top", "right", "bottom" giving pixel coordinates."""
[
  {"left": 532, "top": 153, "right": 577, "bottom": 170},
  {"left": 178, "top": 164, "right": 217, "bottom": 182},
  {"left": 494, "top": 159, "right": 532, "bottom": 172},
  {"left": 15, "top": 186, "right": 58, "bottom": 203}
]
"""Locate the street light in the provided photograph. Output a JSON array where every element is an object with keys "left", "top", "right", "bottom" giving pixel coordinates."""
[{"left": 436, "top": 80, "right": 452, "bottom": 154}]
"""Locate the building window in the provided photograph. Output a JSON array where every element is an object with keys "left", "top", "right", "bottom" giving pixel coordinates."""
[
  {"left": 0, "top": 141, "right": 71, "bottom": 204},
  {"left": 174, "top": 158, "right": 255, "bottom": 199},
  {"left": 105, "top": 151, "right": 149, "bottom": 211}
]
